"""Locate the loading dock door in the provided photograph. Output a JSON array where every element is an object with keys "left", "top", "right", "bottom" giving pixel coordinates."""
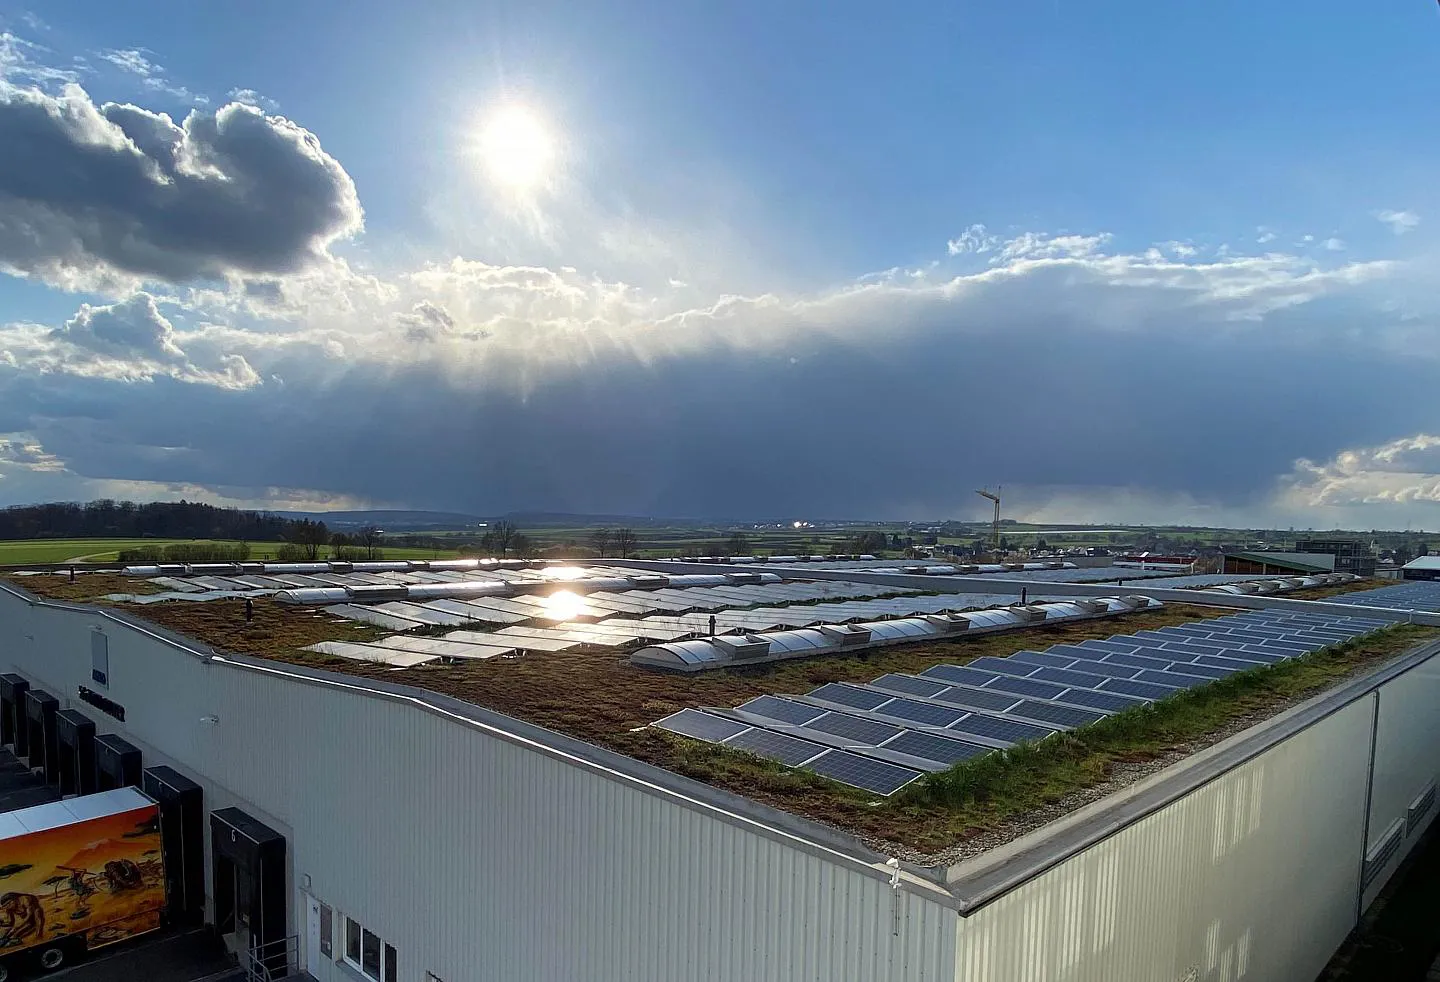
[
  {"left": 211, "top": 808, "right": 287, "bottom": 977},
  {"left": 22, "top": 688, "right": 58, "bottom": 782},
  {"left": 55, "top": 708, "right": 96, "bottom": 797},
  {"left": 142, "top": 765, "right": 205, "bottom": 925},
  {"left": 0, "top": 674, "right": 27, "bottom": 750},
  {"left": 95, "top": 733, "right": 142, "bottom": 790}
]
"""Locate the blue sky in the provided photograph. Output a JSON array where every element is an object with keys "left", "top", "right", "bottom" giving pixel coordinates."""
[{"left": 1, "top": 1, "right": 1439, "bottom": 526}]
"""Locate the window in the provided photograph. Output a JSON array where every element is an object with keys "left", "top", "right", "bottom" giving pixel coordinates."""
[
  {"left": 343, "top": 916, "right": 397, "bottom": 982},
  {"left": 319, "top": 904, "right": 333, "bottom": 958}
]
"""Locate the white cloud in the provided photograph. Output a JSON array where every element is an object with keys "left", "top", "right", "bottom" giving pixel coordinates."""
[
  {"left": 0, "top": 31, "right": 79, "bottom": 86},
  {"left": 1323, "top": 237, "right": 1345, "bottom": 251},
  {"left": 1376, "top": 209, "right": 1420, "bottom": 235},
  {"left": 946, "top": 223, "right": 999, "bottom": 256},
  {"left": 228, "top": 87, "right": 279, "bottom": 112},
  {"left": 1279, "top": 435, "right": 1440, "bottom": 522},
  {"left": 1256, "top": 227, "right": 1277, "bottom": 244},
  {"left": 1161, "top": 241, "right": 1197, "bottom": 258}
]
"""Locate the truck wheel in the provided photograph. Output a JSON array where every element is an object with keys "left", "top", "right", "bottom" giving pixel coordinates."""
[{"left": 38, "top": 945, "right": 67, "bottom": 971}]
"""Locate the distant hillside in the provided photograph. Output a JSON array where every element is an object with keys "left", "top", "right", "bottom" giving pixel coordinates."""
[{"left": 275, "top": 509, "right": 489, "bottom": 531}]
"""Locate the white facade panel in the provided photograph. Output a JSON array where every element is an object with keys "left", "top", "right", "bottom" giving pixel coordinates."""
[
  {"left": 952, "top": 698, "right": 1375, "bottom": 982},
  {"left": 1, "top": 588, "right": 958, "bottom": 982}
]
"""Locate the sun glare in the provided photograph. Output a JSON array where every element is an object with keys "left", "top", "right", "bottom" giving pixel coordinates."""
[
  {"left": 477, "top": 104, "right": 555, "bottom": 191},
  {"left": 541, "top": 589, "right": 589, "bottom": 622}
]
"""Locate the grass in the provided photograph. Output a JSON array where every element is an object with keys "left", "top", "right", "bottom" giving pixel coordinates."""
[{"left": 0, "top": 537, "right": 463, "bottom": 565}]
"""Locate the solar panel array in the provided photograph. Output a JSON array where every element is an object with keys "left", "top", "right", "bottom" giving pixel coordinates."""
[
  {"left": 305, "top": 595, "right": 1147, "bottom": 666},
  {"left": 653, "top": 607, "right": 1389, "bottom": 796},
  {"left": 1323, "top": 581, "right": 1440, "bottom": 614}
]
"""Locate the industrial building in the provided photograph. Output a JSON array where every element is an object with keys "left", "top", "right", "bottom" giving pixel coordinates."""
[
  {"left": 1294, "top": 538, "right": 1378, "bottom": 577},
  {"left": 1, "top": 559, "right": 1438, "bottom": 981},
  {"left": 1221, "top": 550, "right": 1335, "bottom": 576},
  {"left": 1402, "top": 556, "right": 1440, "bottom": 581}
]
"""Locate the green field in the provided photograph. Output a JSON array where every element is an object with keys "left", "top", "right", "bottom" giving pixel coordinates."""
[{"left": 0, "top": 538, "right": 462, "bottom": 565}]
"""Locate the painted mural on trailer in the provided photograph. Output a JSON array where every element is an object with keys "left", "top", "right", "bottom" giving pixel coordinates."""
[{"left": 0, "top": 805, "right": 165, "bottom": 954}]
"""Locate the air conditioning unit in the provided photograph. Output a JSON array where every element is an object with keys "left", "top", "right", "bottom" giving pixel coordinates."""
[
  {"left": 1073, "top": 599, "right": 1108, "bottom": 613},
  {"left": 923, "top": 615, "right": 970, "bottom": 633}
]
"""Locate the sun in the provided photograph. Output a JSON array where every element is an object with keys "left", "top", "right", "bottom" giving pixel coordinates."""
[{"left": 477, "top": 104, "right": 555, "bottom": 192}]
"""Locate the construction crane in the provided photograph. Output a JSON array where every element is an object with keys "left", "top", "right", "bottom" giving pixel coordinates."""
[{"left": 975, "top": 487, "right": 1001, "bottom": 559}]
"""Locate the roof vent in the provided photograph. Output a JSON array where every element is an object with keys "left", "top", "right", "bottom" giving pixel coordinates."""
[
  {"left": 1072, "top": 599, "right": 1108, "bottom": 613},
  {"left": 818, "top": 624, "right": 873, "bottom": 646},
  {"left": 924, "top": 614, "right": 971, "bottom": 633},
  {"left": 345, "top": 584, "right": 409, "bottom": 602},
  {"left": 712, "top": 634, "right": 771, "bottom": 660}
]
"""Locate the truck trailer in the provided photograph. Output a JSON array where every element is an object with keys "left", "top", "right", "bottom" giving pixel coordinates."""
[{"left": 0, "top": 787, "right": 167, "bottom": 981}]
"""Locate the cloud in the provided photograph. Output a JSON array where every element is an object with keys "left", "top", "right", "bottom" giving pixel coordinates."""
[
  {"left": 1376, "top": 209, "right": 1420, "bottom": 236},
  {"left": 0, "top": 83, "right": 362, "bottom": 291},
  {"left": 54, "top": 293, "right": 186, "bottom": 361},
  {"left": 1323, "top": 237, "right": 1344, "bottom": 251},
  {"left": 1161, "top": 241, "right": 1197, "bottom": 258},
  {"left": 228, "top": 88, "right": 279, "bottom": 112},
  {"left": 98, "top": 48, "right": 157, "bottom": 78},
  {"left": 0, "top": 222, "right": 1421, "bottom": 522},
  {"left": 0, "top": 32, "right": 79, "bottom": 87},
  {"left": 0, "top": 434, "right": 61, "bottom": 472},
  {"left": 1256, "top": 227, "right": 1277, "bottom": 244},
  {"left": 3, "top": 292, "right": 261, "bottom": 390},
  {"left": 1279, "top": 435, "right": 1440, "bottom": 524},
  {"left": 946, "top": 223, "right": 998, "bottom": 256}
]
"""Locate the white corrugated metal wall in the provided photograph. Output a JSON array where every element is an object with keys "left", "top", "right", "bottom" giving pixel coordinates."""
[
  {"left": 1, "top": 589, "right": 959, "bottom": 982},
  {"left": 953, "top": 698, "right": 1375, "bottom": 982},
  {"left": 1360, "top": 656, "right": 1440, "bottom": 908}
]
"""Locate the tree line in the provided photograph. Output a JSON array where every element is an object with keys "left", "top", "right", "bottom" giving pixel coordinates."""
[{"left": 0, "top": 500, "right": 304, "bottom": 542}]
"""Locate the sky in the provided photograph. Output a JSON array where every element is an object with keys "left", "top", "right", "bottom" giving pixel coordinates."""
[{"left": 1, "top": 1, "right": 1439, "bottom": 528}]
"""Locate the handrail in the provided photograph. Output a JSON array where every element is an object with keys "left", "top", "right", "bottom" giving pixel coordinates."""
[{"left": 240, "top": 934, "right": 298, "bottom": 982}]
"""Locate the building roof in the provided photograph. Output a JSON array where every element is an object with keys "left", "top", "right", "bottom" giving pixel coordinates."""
[
  {"left": 1403, "top": 556, "right": 1440, "bottom": 571},
  {"left": 1226, "top": 550, "right": 1336, "bottom": 573},
  {"left": 0, "top": 560, "right": 1424, "bottom": 861}
]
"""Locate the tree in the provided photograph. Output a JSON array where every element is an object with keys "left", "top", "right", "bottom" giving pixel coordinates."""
[
  {"left": 613, "top": 528, "right": 638, "bottom": 558},
  {"left": 289, "top": 519, "right": 329, "bottom": 561},
  {"left": 358, "top": 526, "right": 384, "bottom": 560},
  {"left": 1035, "top": 537, "right": 1049, "bottom": 553},
  {"left": 725, "top": 532, "right": 750, "bottom": 556},
  {"left": 491, "top": 520, "right": 518, "bottom": 557},
  {"left": 511, "top": 532, "right": 535, "bottom": 558},
  {"left": 590, "top": 528, "right": 614, "bottom": 558}
]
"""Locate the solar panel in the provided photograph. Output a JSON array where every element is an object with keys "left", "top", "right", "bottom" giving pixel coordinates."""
[
  {"left": 1163, "top": 662, "right": 1232, "bottom": 680},
  {"left": 1134, "top": 669, "right": 1209, "bottom": 689},
  {"left": 922, "top": 664, "right": 1002, "bottom": 687},
  {"left": 1075, "top": 639, "right": 1141, "bottom": 655},
  {"left": 1029, "top": 666, "right": 1109, "bottom": 689},
  {"left": 873, "top": 697, "right": 967, "bottom": 728},
  {"left": 1157, "top": 641, "right": 1223, "bottom": 659},
  {"left": 928, "top": 684, "right": 1022, "bottom": 713},
  {"left": 1101, "top": 651, "right": 1174, "bottom": 671},
  {"left": 1099, "top": 677, "right": 1180, "bottom": 700},
  {"left": 724, "top": 728, "right": 826, "bottom": 766},
  {"left": 870, "top": 673, "right": 951, "bottom": 698},
  {"left": 805, "top": 750, "right": 922, "bottom": 796},
  {"left": 1049, "top": 658, "right": 1138, "bottom": 679},
  {"left": 1009, "top": 700, "right": 1105, "bottom": 728},
  {"left": 806, "top": 683, "right": 893, "bottom": 711},
  {"left": 883, "top": 731, "right": 989, "bottom": 766},
  {"left": 1008, "top": 650, "right": 1079, "bottom": 670},
  {"left": 1195, "top": 653, "right": 1268, "bottom": 672},
  {"left": 654, "top": 709, "right": 750, "bottom": 742},
  {"left": 806, "top": 712, "right": 904, "bottom": 745},
  {"left": 969, "top": 656, "right": 1038, "bottom": 675},
  {"left": 1055, "top": 687, "right": 1146, "bottom": 713},
  {"left": 735, "top": 695, "right": 825, "bottom": 725},
  {"left": 983, "top": 674, "right": 1070, "bottom": 700},
  {"left": 949, "top": 713, "right": 1055, "bottom": 744}
]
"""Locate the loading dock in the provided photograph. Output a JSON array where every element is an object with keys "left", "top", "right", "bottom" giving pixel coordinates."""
[
  {"left": 211, "top": 807, "right": 287, "bottom": 976},
  {"left": 22, "top": 686, "right": 58, "bottom": 782},
  {"left": 55, "top": 707, "right": 97, "bottom": 796},
  {"left": 95, "top": 732, "right": 142, "bottom": 789},
  {"left": 1, "top": 673, "right": 28, "bottom": 753},
  {"left": 144, "top": 765, "right": 206, "bottom": 926}
]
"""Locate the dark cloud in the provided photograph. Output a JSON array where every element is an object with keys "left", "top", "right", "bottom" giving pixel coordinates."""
[
  {"left": 0, "top": 86, "right": 361, "bottom": 289},
  {"left": 399, "top": 300, "right": 457, "bottom": 342}
]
